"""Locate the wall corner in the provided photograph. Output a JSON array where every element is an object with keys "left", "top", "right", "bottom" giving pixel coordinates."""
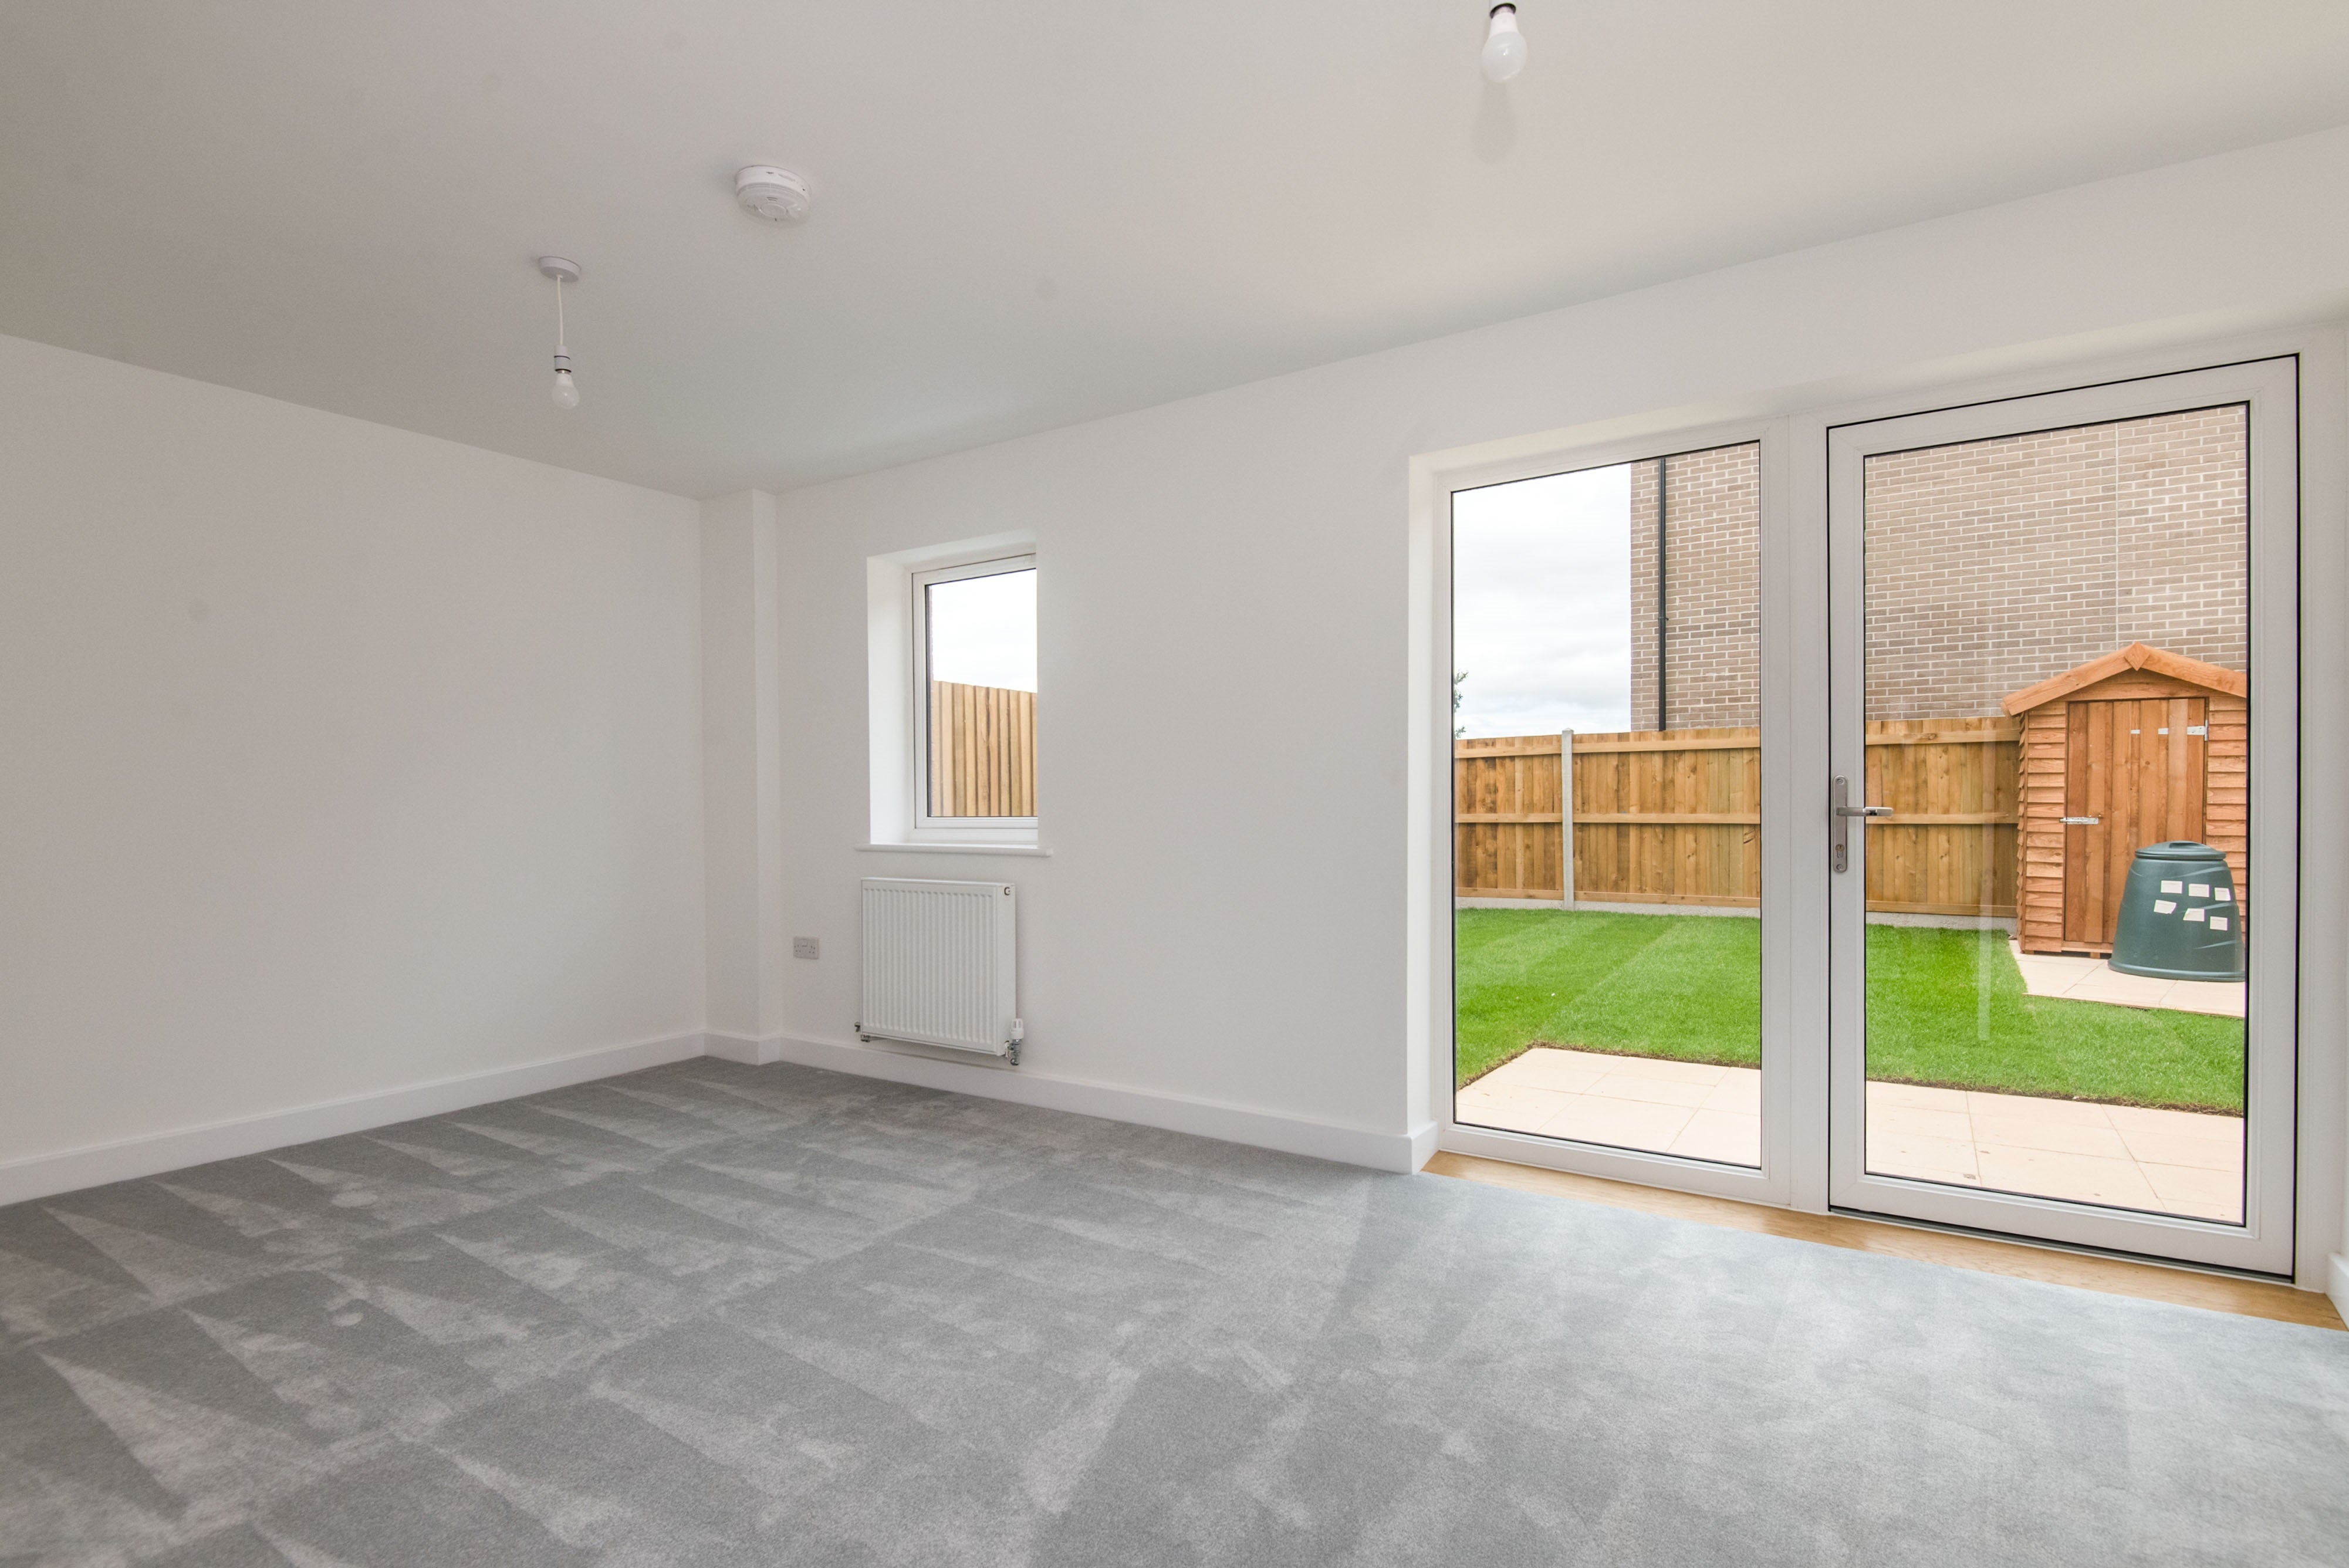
[{"left": 702, "top": 489, "right": 786, "bottom": 1043}]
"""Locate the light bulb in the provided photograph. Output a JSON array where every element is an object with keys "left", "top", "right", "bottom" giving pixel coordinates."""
[
  {"left": 1482, "top": 4, "right": 1526, "bottom": 82},
  {"left": 538, "top": 262, "right": 582, "bottom": 409}
]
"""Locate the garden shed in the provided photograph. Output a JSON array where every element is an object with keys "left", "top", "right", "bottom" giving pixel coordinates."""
[{"left": 2002, "top": 643, "right": 2247, "bottom": 956}]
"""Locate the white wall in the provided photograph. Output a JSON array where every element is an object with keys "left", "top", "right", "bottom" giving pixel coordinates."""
[
  {"left": 0, "top": 333, "right": 705, "bottom": 1190},
  {"left": 764, "top": 128, "right": 2349, "bottom": 1279},
  {"left": 701, "top": 488, "right": 787, "bottom": 1052}
]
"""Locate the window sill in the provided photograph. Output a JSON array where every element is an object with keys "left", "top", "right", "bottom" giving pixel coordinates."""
[{"left": 856, "top": 842, "right": 1052, "bottom": 857}]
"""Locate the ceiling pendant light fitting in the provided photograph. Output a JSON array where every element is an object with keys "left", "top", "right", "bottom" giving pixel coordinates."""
[
  {"left": 1482, "top": 3, "right": 1527, "bottom": 82},
  {"left": 538, "top": 256, "right": 580, "bottom": 410}
]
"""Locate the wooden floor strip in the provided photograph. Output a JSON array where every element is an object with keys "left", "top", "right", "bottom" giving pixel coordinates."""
[{"left": 1424, "top": 1150, "right": 2345, "bottom": 1332}]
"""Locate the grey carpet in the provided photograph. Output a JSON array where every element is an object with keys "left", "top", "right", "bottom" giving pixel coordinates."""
[{"left": 2, "top": 1059, "right": 2344, "bottom": 1567}]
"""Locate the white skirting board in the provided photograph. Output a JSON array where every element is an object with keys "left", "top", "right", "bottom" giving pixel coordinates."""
[
  {"left": 755, "top": 1032, "right": 1433, "bottom": 1174},
  {"left": 2331, "top": 1252, "right": 2349, "bottom": 1326},
  {"left": 0, "top": 1030, "right": 707, "bottom": 1207},
  {"left": 1, "top": 1027, "right": 1432, "bottom": 1206},
  {"left": 704, "top": 1031, "right": 792, "bottom": 1066}
]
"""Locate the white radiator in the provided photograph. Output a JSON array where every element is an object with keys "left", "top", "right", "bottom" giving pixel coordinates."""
[{"left": 857, "top": 878, "right": 1022, "bottom": 1061}]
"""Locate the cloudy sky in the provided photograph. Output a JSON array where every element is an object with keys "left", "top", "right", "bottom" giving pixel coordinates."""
[
  {"left": 927, "top": 566, "right": 1037, "bottom": 691},
  {"left": 1453, "top": 464, "right": 1632, "bottom": 738}
]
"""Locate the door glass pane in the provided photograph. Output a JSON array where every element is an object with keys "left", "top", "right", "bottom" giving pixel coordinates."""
[
  {"left": 925, "top": 566, "right": 1036, "bottom": 819},
  {"left": 1860, "top": 407, "right": 2247, "bottom": 1221},
  {"left": 1454, "top": 444, "right": 1761, "bottom": 1166}
]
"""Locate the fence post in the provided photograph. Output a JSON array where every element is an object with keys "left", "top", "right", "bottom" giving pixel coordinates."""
[{"left": 1559, "top": 729, "right": 1575, "bottom": 908}]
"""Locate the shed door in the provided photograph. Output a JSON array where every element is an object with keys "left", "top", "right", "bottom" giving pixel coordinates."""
[{"left": 2062, "top": 696, "right": 2206, "bottom": 950}]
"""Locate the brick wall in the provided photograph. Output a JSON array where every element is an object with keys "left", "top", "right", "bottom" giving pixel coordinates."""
[
  {"left": 1629, "top": 442, "right": 1760, "bottom": 729},
  {"left": 1863, "top": 405, "right": 2246, "bottom": 719},
  {"left": 1617, "top": 409, "right": 2246, "bottom": 731}
]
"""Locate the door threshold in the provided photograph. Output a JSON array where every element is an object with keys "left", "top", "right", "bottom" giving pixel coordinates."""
[{"left": 1424, "top": 1151, "right": 2342, "bottom": 1331}]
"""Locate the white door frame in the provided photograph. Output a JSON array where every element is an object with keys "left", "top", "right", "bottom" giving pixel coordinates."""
[
  {"left": 1416, "top": 414, "right": 1800, "bottom": 1208},
  {"left": 1821, "top": 357, "right": 2299, "bottom": 1273},
  {"left": 1410, "top": 324, "right": 2347, "bottom": 1292}
]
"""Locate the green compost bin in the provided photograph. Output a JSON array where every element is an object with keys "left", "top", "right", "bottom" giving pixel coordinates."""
[{"left": 2108, "top": 841, "right": 2245, "bottom": 981}]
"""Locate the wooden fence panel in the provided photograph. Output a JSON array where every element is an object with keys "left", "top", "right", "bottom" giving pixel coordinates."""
[
  {"left": 1453, "top": 735, "right": 1562, "bottom": 898},
  {"left": 930, "top": 681, "right": 1035, "bottom": 818},
  {"left": 1861, "top": 717, "right": 2020, "bottom": 918},
  {"left": 1571, "top": 728, "right": 1759, "bottom": 907},
  {"left": 1456, "top": 718, "right": 2020, "bottom": 916}
]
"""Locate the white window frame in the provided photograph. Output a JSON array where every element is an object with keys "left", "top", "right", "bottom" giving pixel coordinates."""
[{"left": 912, "top": 553, "right": 1038, "bottom": 836}]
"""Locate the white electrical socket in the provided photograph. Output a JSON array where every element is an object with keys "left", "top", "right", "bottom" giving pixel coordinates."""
[{"left": 792, "top": 937, "right": 820, "bottom": 959}]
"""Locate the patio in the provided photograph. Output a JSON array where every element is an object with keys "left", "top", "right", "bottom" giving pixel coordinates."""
[
  {"left": 2013, "top": 948, "right": 2245, "bottom": 1018},
  {"left": 1458, "top": 1045, "right": 2245, "bottom": 1222}
]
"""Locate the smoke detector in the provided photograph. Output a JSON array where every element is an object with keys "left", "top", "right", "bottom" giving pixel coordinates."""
[{"left": 735, "top": 165, "right": 810, "bottom": 223}]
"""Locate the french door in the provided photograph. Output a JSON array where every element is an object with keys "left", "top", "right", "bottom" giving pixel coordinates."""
[
  {"left": 1439, "top": 421, "right": 1793, "bottom": 1208},
  {"left": 1824, "top": 360, "right": 2299, "bottom": 1272},
  {"left": 1431, "top": 350, "right": 2318, "bottom": 1278}
]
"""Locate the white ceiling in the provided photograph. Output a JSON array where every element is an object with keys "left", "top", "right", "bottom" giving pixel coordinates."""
[{"left": 4, "top": 3, "right": 2347, "bottom": 498}]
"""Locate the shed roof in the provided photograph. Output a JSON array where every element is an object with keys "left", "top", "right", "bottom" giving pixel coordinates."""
[{"left": 2000, "top": 642, "right": 2248, "bottom": 716}]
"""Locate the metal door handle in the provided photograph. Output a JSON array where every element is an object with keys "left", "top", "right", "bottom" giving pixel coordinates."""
[{"left": 1830, "top": 777, "right": 1891, "bottom": 873}]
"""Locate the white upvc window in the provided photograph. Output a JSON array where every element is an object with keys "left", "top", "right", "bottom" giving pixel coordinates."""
[{"left": 911, "top": 554, "right": 1037, "bottom": 834}]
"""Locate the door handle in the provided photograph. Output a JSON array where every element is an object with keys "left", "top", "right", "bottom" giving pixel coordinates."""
[{"left": 1830, "top": 777, "right": 1893, "bottom": 873}]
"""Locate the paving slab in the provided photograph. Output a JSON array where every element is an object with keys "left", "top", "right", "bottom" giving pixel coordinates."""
[
  {"left": 1461, "top": 1046, "right": 2243, "bottom": 1219},
  {"left": 2013, "top": 946, "right": 2245, "bottom": 1017}
]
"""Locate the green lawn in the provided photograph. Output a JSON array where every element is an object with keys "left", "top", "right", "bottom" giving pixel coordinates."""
[{"left": 1455, "top": 908, "right": 2246, "bottom": 1114}]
